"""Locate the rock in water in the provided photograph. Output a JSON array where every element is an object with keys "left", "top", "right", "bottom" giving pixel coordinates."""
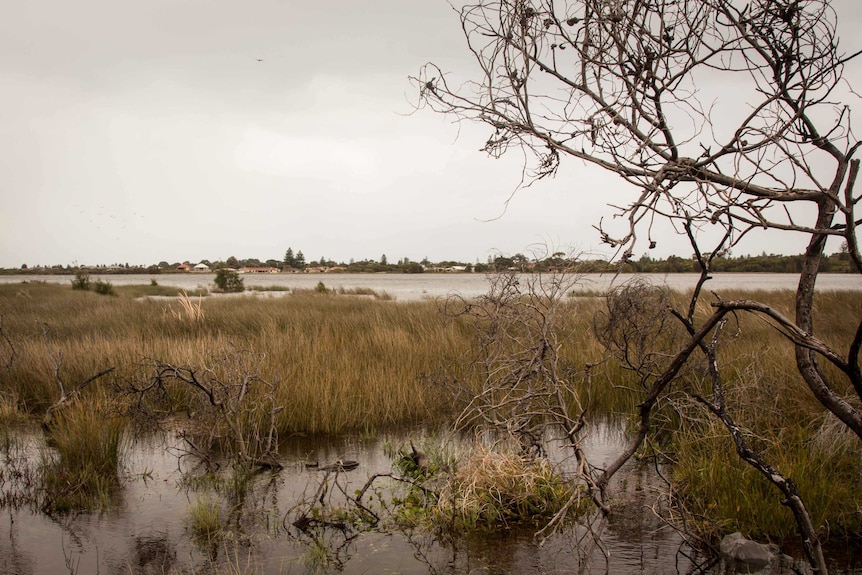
[{"left": 719, "top": 532, "right": 782, "bottom": 569}]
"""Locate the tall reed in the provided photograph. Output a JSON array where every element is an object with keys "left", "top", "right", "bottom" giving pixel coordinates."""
[
  {"left": 3, "top": 283, "right": 857, "bottom": 435},
  {"left": 658, "top": 289, "right": 862, "bottom": 540}
]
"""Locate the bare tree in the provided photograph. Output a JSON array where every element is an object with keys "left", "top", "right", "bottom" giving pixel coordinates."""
[
  {"left": 414, "top": 1, "right": 862, "bottom": 572},
  {"left": 127, "top": 349, "right": 283, "bottom": 471},
  {"left": 444, "top": 270, "right": 609, "bottom": 516}
]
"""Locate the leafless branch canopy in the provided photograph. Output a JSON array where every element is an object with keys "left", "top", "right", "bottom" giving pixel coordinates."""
[
  {"left": 127, "top": 349, "right": 283, "bottom": 471},
  {"left": 414, "top": 6, "right": 862, "bottom": 568},
  {"left": 412, "top": 0, "right": 861, "bottom": 260}
]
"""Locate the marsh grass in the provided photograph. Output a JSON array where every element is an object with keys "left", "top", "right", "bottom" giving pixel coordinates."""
[
  {"left": 0, "top": 282, "right": 469, "bottom": 433},
  {"left": 661, "top": 289, "right": 862, "bottom": 540},
  {"left": 40, "top": 400, "right": 126, "bottom": 512},
  {"left": 385, "top": 438, "right": 584, "bottom": 535},
  {"left": 1, "top": 281, "right": 861, "bottom": 538},
  {"left": 303, "top": 534, "right": 334, "bottom": 573},
  {"left": 2, "top": 282, "right": 857, "bottom": 435},
  {"left": 0, "top": 392, "right": 26, "bottom": 425},
  {"left": 335, "top": 286, "right": 393, "bottom": 300},
  {"left": 246, "top": 284, "right": 292, "bottom": 292},
  {"left": 93, "top": 279, "right": 115, "bottom": 296},
  {"left": 173, "top": 291, "right": 205, "bottom": 323},
  {"left": 288, "top": 285, "right": 394, "bottom": 300},
  {"left": 673, "top": 413, "right": 862, "bottom": 541}
]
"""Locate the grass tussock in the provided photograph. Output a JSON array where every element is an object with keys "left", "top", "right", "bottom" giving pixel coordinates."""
[
  {"left": 431, "top": 444, "right": 578, "bottom": 532},
  {"left": 40, "top": 399, "right": 126, "bottom": 512},
  {"left": 173, "top": 291, "right": 205, "bottom": 323},
  {"left": 186, "top": 497, "right": 224, "bottom": 545}
]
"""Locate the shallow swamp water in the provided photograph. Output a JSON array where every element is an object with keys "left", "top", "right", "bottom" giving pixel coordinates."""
[{"left": 0, "top": 423, "right": 858, "bottom": 575}]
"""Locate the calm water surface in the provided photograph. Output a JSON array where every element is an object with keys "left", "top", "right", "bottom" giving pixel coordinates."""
[
  {"left": 2, "top": 272, "right": 859, "bottom": 301},
  {"left": 3, "top": 423, "right": 855, "bottom": 575},
  {"left": 1, "top": 425, "right": 705, "bottom": 575}
]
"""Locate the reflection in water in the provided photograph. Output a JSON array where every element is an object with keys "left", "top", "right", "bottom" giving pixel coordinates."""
[
  {"left": 0, "top": 511, "right": 35, "bottom": 575},
  {"left": 124, "top": 533, "right": 177, "bottom": 575},
  {"left": 0, "top": 424, "right": 852, "bottom": 574}
]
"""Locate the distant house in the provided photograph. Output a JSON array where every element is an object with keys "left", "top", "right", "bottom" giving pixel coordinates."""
[
  {"left": 193, "top": 263, "right": 211, "bottom": 272},
  {"left": 177, "top": 263, "right": 191, "bottom": 272},
  {"left": 428, "top": 265, "right": 467, "bottom": 273},
  {"left": 238, "top": 267, "right": 279, "bottom": 274}
]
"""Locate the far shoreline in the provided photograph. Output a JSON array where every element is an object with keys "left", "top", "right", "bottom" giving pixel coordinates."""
[{"left": 1, "top": 272, "right": 858, "bottom": 302}]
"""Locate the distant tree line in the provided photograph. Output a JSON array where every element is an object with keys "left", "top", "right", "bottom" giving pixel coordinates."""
[
  {"left": 620, "top": 247, "right": 854, "bottom": 274},
  {"left": 2, "top": 246, "right": 855, "bottom": 275}
]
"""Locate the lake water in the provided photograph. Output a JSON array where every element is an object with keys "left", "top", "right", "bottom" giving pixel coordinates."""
[
  {"left": 0, "top": 424, "right": 709, "bottom": 575},
  {"left": 3, "top": 422, "right": 855, "bottom": 575},
  {"left": 2, "top": 272, "right": 859, "bottom": 301}
]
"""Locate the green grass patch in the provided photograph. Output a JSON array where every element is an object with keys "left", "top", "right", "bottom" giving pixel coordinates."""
[
  {"left": 246, "top": 284, "right": 291, "bottom": 292},
  {"left": 673, "top": 415, "right": 862, "bottom": 541}
]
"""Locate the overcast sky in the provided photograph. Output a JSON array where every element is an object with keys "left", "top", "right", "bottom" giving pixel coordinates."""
[{"left": 2, "top": 0, "right": 861, "bottom": 268}]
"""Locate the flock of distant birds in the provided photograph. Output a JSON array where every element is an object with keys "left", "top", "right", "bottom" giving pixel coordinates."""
[{"left": 73, "top": 204, "right": 148, "bottom": 241}]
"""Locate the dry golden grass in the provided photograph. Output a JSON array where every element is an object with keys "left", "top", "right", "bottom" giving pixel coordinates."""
[
  {"left": 173, "top": 291, "right": 205, "bottom": 323},
  {"left": 0, "top": 283, "right": 468, "bottom": 433},
  {"left": 2, "top": 283, "right": 857, "bottom": 436},
  {"left": 433, "top": 442, "right": 577, "bottom": 531}
]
